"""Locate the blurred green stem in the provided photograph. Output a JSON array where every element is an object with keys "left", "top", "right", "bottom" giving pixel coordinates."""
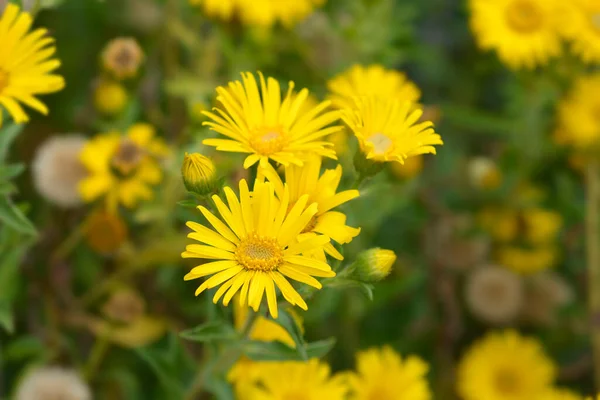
[
  {"left": 587, "top": 160, "right": 600, "bottom": 389},
  {"left": 83, "top": 332, "right": 111, "bottom": 382},
  {"left": 50, "top": 216, "right": 90, "bottom": 263}
]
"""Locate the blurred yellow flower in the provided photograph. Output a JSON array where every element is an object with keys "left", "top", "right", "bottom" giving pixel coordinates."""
[
  {"left": 101, "top": 37, "right": 144, "bottom": 79},
  {"left": 181, "top": 152, "right": 217, "bottom": 196},
  {"left": 390, "top": 154, "right": 424, "bottom": 180},
  {"left": 84, "top": 210, "right": 128, "bottom": 254},
  {"left": 327, "top": 130, "right": 350, "bottom": 156},
  {"left": 477, "top": 207, "right": 519, "bottom": 242},
  {"left": 327, "top": 64, "right": 421, "bottom": 110},
  {"left": 496, "top": 245, "right": 558, "bottom": 274},
  {"left": 190, "top": 0, "right": 325, "bottom": 27},
  {"left": 258, "top": 156, "right": 360, "bottom": 261},
  {"left": 468, "top": 157, "right": 502, "bottom": 190},
  {"left": 457, "top": 330, "right": 556, "bottom": 400},
  {"left": 560, "top": 0, "right": 600, "bottom": 64},
  {"left": 203, "top": 72, "right": 340, "bottom": 169},
  {"left": 0, "top": 4, "right": 65, "bottom": 127},
  {"left": 244, "top": 359, "right": 347, "bottom": 400},
  {"left": 346, "top": 346, "right": 431, "bottom": 400},
  {"left": 352, "top": 248, "right": 396, "bottom": 282},
  {"left": 94, "top": 80, "right": 128, "bottom": 116},
  {"left": 537, "top": 388, "right": 583, "bottom": 400},
  {"left": 78, "top": 123, "right": 168, "bottom": 210},
  {"left": 557, "top": 75, "right": 600, "bottom": 149},
  {"left": 468, "top": 0, "right": 562, "bottom": 68},
  {"left": 342, "top": 96, "right": 442, "bottom": 165},
  {"left": 522, "top": 208, "right": 562, "bottom": 245},
  {"left": 182, "top": 179, "right": 335, "bottom": 318}
]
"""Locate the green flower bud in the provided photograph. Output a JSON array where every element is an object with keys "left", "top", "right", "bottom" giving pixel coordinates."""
[
  {"left": 181, "top": 152, "right": 217, "bottom": 196},
  {"left": 351, "top": 248, "right": 396, "bottom": 282}
]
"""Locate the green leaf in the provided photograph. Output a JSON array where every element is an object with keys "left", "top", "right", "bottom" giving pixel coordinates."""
[
  {"left": 243, "top": 337, "right": 337, "bottom": 361},
  {"left": 270, "top": 309, "right": 307, "bottom": 360},
  {"left": 0, "top": 163, "right": 25, "bottom": 181},
  {"left": 0, "top": 197, "right": 37, "bottom": 236},
  {"left": 325, "top": 278, "right": 374, "bottom": 301},
  {"left": 177, "top": 199, "right": 199, "bottom": 208},
  {"left": 0, "top": 301, "right": 14, "bottom": 333},
  {"left": 305, "top": 337, "right": 337, "bottom": 359},
  {"left": 0, "top": 123, "right": 24, "bottom": 163},
  {"left": 179, "top": 320, "right": 237, "bottom": 343},
  {"left": 2, "top": 336, "right": 45, "bottom": 361}
]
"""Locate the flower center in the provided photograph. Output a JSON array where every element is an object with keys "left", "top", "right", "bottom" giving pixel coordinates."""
[
  {"left": 283, "top": 393, "right": 306, "bottom": 400},
  {"left": 494, "top": 368, "right": 522, "bottom": 395},
  {"left": 366, "top": 133, "right": 393, "bottom": 155},
  {"left": 235, "top": 233, "right": 283, "bottom": 271},
  {"left": 0, "top": 69, "right": 9, "bottom": 93},
  {"left": 111, "top": 139, "right": 144, "bottom": 176},
  {"left": 505, "top": 0, "right": 543, "bottom": 33},
  {"left": 250, "top": 128, "right": 286, "bottom": 156},
  {"left": 367, "top": 387, "right": 395, "bottom": 400}
]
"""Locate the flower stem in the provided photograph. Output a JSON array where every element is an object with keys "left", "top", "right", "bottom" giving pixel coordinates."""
[
  {"left": 586, "top": 159, "right": 600, "bottom": 388},
  {"left": 240, "top": 308, "right": 258, "bottom": 338},
  {"left": 83, "top": 332, "right": 111, "bottom": 382}
]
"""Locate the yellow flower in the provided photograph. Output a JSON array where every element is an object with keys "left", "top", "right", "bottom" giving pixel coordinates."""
[
  {"left": 557, "top": 75, "right": 600, "bottom": 149},
  {"left": 182, "top": 178, "right": 336, "bottom": 318},
  {"left": 191, "top": 0, "right": 325, "bottom": 27},
  {"left": 352, "top": 248, "right": 396, "bottom": 282},
  {"left": 389, "top": 154, "right": 424, "bottom": 180},
  {"left": 327, "top": 64, "right": 421, "bottom": 110},
  {"left": 342, "top": 96, "right": 442, "bottom": 165},
  {"left": 468, "top": 157, "right": 502, "bottom": 190},
  {"left": 457, "top": 330, "right": 556, "bottom": 400},
  {"left": 94, "top": 80, "right": 128, "bottom": 116},
  {"left": 84, "top": 210, "right": 128, "bottom": 254},
  {"left": 0, "top": 4, "right": 65, "bottom": 127},
  {"left": 468, "top": 0, "right": 562, "bottom": 69},
  {"left": 346, "top": 346, "right": 431, "bottom": 400},
  {"left": 101, "top": 37, "right": 144, "bottom": 79},
  {"left": 202, "top": 72, "right": 340, "bottom": 169},
  {"left": 327, "top": 130, "right": 350, "bottom": 156},
  {"left": 560, "top": 0, "right": 600, "bottom": 64},
  {"left": 477, "top": 207, "right": 519, "bottom": 242},
  {"left": 181, "top": 152, "right": 217, "bottom": 196},
  {"left": 244, "top": 359, "right": 347, "bottom": 400},
  {"left": 258, "top": 156, "right": 360, "bottom": 260},
  {"left": 522, "top": 208, "right": 562, "bottom": 245},
  {"left": 496, "top": 245, "right": 558, "bottom": 274},
  {"left": 78, "top": 123, "right": 167, "bottom": 210},
  {"left": 537, "top": 388, "right": 583, "bottom": 400}
]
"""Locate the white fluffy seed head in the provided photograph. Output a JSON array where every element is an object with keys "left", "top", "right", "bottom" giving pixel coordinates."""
[
  {"left": 465, "top": 264, "right": 524, "bottom": 324},
  {"left": 14, "top": 367, "right": 91, "bottom": 400},
  {"left": 32, "top": 135, "right": 88, "bottom": 208}
]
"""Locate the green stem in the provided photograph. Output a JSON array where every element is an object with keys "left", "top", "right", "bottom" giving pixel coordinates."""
[
  {"left": 83, "top": 332, "right": 111, "bottom": 382},
  {"left": 240, "top": 308, "right": 258, "bottom": 338},
  {"left": 586, "top": 160, "right": 600, "bottom": 389},
  {"left": 50, "top": 216, "right": 91, "bottom": 263}
]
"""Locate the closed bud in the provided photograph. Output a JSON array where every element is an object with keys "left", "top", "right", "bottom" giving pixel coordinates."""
[
  {"left": 351, "top": 248, "right": 396, "bottom": 282},
  {"left": 94, "top": 80, "right": 128, "bottom": 116},
  {"left": 182, "top": 152, "right": 217, "bottom": 196}
]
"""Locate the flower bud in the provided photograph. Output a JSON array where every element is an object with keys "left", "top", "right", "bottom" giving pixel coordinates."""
[
  {"left": 351, "top": 248, "right": 396, "bottom": 282},
  {"left": 94, "top": 80, "right": 128, "bottom": 116},
  {"left": 181, "top": 152, "right": 217, "bottom": 196}
]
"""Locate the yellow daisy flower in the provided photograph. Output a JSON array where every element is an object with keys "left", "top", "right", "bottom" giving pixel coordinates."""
[
  {"left": 457, "top": 330, "right": 556, "bottom": 400},
  {"left": 522, "top": 208, "right": 562, "bottom": 245},
  {"left": 327, "top": 64, "right": 421, "bottom": 110},
  {"left": 244, "top": 359, "right": 347, "bottom": 400},
  {"left": 0, "top": 4, "right": 65, "bottom": 127},
  {"left": 561, "top": 0, "right": 600, "bottom": 64},
  {"left": 189, "top": 0, "right": 235, "bottom": 20},
  {"left": 258, "top": 156, "right": 360, "bottom": 261},
  {"left": 182, "top": 178, "right": 336, "bottom": 318},
  {"left": 78, "top": 123, "right": 168, "bottom": 210},
  {"left": 496, "top": 245, "right": 558, "bottom": 274},
  {"left": 537, "top": 388, "right": 583, "bottom": 400},
  {"left": 557, "top": 75, "right": 600, "bottom": 148},
  {"left": 468, "top": 0, "right": 562, "bottom": 69},
  {"left": 202, "top": 72, "right": 341, "bottom": 169},
  {"left": 346, "top": 346, "right": 431, "bottom": 400},
  {"left": 342, "top": 96, "right": 443, "bottom": 165}
]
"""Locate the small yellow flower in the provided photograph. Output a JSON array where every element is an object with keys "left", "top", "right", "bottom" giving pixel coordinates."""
[
  {"left": 457, "top": 330, "right": 556, "bottom": 400},
  {"left": 346, "top": 346, "right": 431, "bottom": 400},
  {"left": 94, "top": 80, "right": 128, "bottom": 116},
  {"left": 389, "top": 154, "right": 424, "bottom": 180},
  {"left": 189, "top": 0, "right": 236, "bottom": 20},
  {"left": 101, "top": 37, "right": 144, "bottom": 79},
  {"left": 468, "top": 157, "right": 502, "bottom": 190},
  {"left": 203, "top": 72, "right": 341, "bottom": 169},
  {"left": 0, "top": 4, "right": 65, "bottom": 127},
  {"left": 78, "top": 123, "right": 168, "bottom": 210},
  {"left": 342, "top": 96, "right": 442, "bottom": 166},
  {"left": 522, "top": 208, "right": 562, "bottom": 245},
  {"left": 352, "top": 248, "right": 396, "bottom": 282},
  {"left": 258, "top": 156, "right": 360, "bottom": 261},
  {"left": 560, "top": 0, "right": 600, "bottom": 64},
  {"left": 181, "top": 152, "right": 217, "bottom": 196},
  {"left": 468, "top": 0, "right": 563, "bottom": 68},
  {"left": 327, "top": 64, "right": 421, "bottom": 110},
  {"left": 496, "top": 245, "right": 558, "bottom": 274},
  {"left": 182, "top": 178, "right": 336, "bottom": 318},
  {"left": 477, "top": 207, "right": 519, "bottom": 242},
  {"left": 557, "top": 75, "right": 600, "bottom": 149},
  {"left": 84, "top": 210, "right": 128, "bottom": 254},
  {"left": 243, "top": 359, "right": 347, "bottom": 400}
]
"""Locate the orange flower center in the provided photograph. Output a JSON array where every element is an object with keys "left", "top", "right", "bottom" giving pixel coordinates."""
[
  {"left": 366, "top": 133, "right": 393, "bottom": 155},
  {"left": 250, "top": 128, "right": 286, "bottom": 156},
  {"left": 505, "top": 0, "right": 542, "bottom": 33},
  {"left": 494, "top": 368, "right": 522, "bottom": 395},
  {"left": 0, "top": 69, "right": 9, "bottom": 93},
  {"left": 235, "top": 233, "right": 283, "bottom": 271},
  {"left": 111, "top": 139, "right": 144, "bottom": 176}
]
